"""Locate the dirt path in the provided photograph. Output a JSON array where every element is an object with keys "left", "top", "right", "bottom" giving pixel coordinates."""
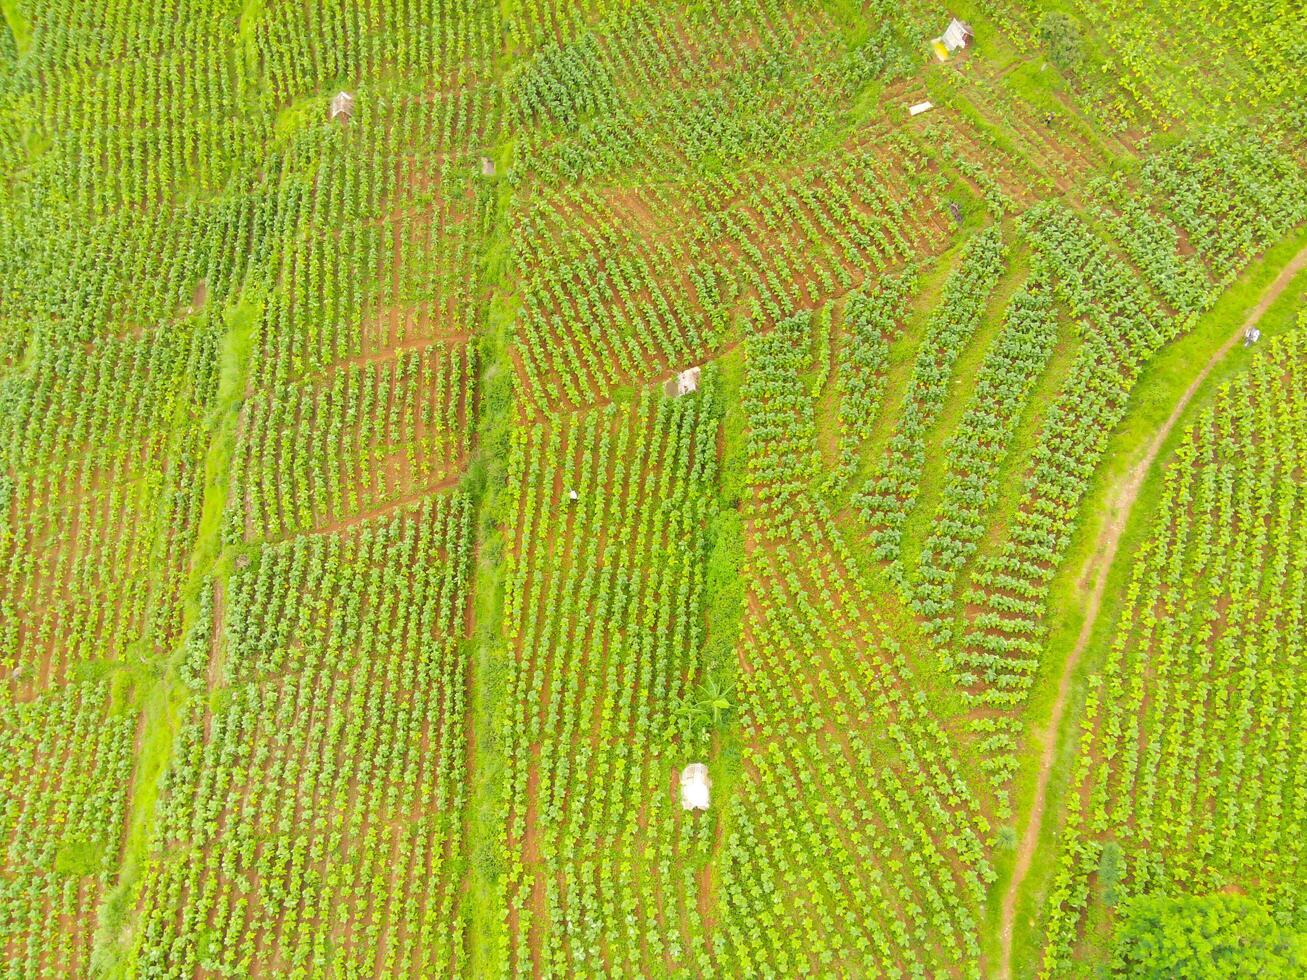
[
  {"left": 995, "top": 243, "right": 1307, "bottom": 979},
  {"left": 293, "top": 470, "right": 463, "bottom": 540}
]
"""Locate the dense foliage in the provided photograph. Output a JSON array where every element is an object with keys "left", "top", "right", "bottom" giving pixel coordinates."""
[{"left": 1111, "top": 893, "right": 1307, "bottom": 978}]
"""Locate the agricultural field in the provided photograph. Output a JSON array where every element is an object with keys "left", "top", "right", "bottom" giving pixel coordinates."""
[{"left": 0, "top": 1, "right": 1304, "bottom": 978}]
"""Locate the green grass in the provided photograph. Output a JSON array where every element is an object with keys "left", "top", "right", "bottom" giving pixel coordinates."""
[
  {"left": 834, "top": 236, "right": 969, "bottom": 505},
  {"left": 237, "top": 0, "right": 263, "bottom": 39},
  {"left": 55, "top": 837, "right": 107, "bottom": 878},
  {"left": 462, "top": 135, "right": 518, "bottom": 980},
  {"left": 1, "top": 0, "right": 31, "bottom": 55},
  {"left": 1003, "top": 59, "right": 1129, "bottom": 168},
  {"left": 716, "top": 344, "right": 749, "bottom": 510},
  {"left": 967, "top": 309, "right": 1081, "bottom": 601},
  {"left": 989, "top": 224, "right": 1307, "bottom": 976},
  {"left": 273, "top": 94, "right": 323, "bottom": 140},
  {"left": 944, "top": 0, "right": 1023, "bottom": 67},
  {"left": 702, "top": 363, "right": 746, "bottom": 684},
  {"left": 924, "top": 67, "right": 1031, "bottom": 176}
]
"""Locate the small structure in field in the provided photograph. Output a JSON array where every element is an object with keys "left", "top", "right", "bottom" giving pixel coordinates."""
[
  {"left": 665, "top": 365, "right": 701, "bottom": 397},
  {"left": 330, "top": 91, "right": 355, "bottom": 123},
  {"left": 932, "top": 18, "right": 973, "bottom": 60},
  {"left": 480, "top": 156, "right": 496, "bottom": 176},
  {"left": 1244, "top": 326, "right": 1261, "bottom": 346},
  {"left": 680, "top": 763, "right": 711, "bottom": 811},
  {"left": 908, "top": 101, "right": 935, "bottom": 117}
]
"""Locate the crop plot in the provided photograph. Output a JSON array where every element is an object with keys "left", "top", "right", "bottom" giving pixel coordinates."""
[
  {"left": 1038, "top": 332, "right": 1307, "bottom": 974},
  {"left": 236, "top": 340, "right": 477, "bottom": 540},
  {"left": 0, "top": 683, "right": 135, "bottom": 975},
  {"left": 497, "top": 390, "right": 718, "bottom": 975},
  {"left": 132, "top": 496, "right": 474, "bottom": 976},
  {"left": 0, "top": 324, "right": 218, "bottom": 699}
]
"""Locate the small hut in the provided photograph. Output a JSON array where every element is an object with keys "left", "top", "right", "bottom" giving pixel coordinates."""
[
  {"left": 680, "top": 763, "right": 710, "bottom": 811},
  {"left": 942, "top": 18, "right": 973, "bottom": 51},
  {"left": 932, "top": 18, "right": 973, "bottom": 60},
  {"left": 665, "top": 366, "right": 701, "bottom": 397},
  {"left": 330, "top": 91, "right": 355, "bottom": 123}
]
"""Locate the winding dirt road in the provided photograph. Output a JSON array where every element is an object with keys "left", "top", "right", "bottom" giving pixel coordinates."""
[{"left": 995, "top": 243, "right": 1307, "bottom": 979}]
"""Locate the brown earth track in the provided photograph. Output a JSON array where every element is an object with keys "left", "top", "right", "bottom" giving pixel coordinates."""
[
  {"left": 995, "top": 241, "right": 1307, "bottom": 979},
  {"left": 269, "top": 469, "right": 464, "bottom": 542}
]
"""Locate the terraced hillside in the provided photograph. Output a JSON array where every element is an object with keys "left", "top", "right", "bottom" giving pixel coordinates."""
[{"left": 1, "top": 1, "right": 1304, "bottom": 977}]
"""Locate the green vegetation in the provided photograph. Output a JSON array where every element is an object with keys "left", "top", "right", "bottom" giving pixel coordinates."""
[
  {"left": 1112, "top": 893, "right": 1307, "bottom": 978},
  {"left": 1038, "top": 12, "right": 1083, "bottom": 75},
  {"left": 0, "top": 1, "right": 1304, "bottom": 977}
]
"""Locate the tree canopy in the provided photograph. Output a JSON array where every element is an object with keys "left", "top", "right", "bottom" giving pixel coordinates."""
[{"left": 1112, "top": 893, "right": 1307, "bottom": 978}]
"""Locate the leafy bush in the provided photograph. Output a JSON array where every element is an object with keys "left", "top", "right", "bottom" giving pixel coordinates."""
[
  {"left": 1039, "top": 12, "right": 1084, "bottom": 74},
  {"left": 1112, "top": 893, "right": 1307, "bottom": 978}
]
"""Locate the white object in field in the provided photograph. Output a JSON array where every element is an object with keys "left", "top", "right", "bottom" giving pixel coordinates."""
[
  {"left": 480, "top": 156, "right": 496, "bottom": 176},
  {"left": 330, "top": 91, "right": 355, "bottom": 122},
  {"left": 568, "top": 489, "right": 579, "bottom": 502},
  {"left": 680, "top": 763, "right": 711, "bottom": 811},
  {"left": 1244, "top": 326, "right": 1260, "bottom": 346},
  {"left": 667, "top": 365, "right": 701, "bottom": 396},
  {"left": 908, "top": 101, "right": 934, "bottom": 117},
  {"left": 941, "top": 18, "right": 973, "bottom": 53}
]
